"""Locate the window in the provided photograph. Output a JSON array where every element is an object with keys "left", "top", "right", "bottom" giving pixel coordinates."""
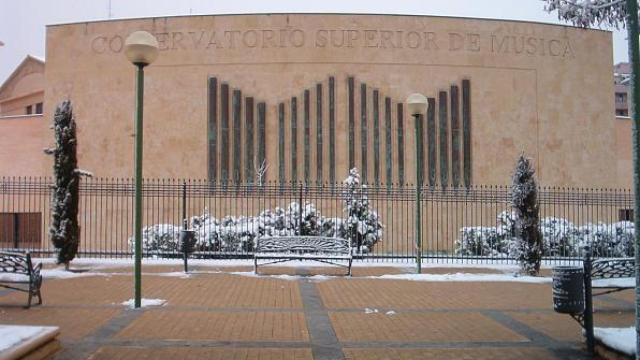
[
  {"left": 619, "top": 209, "right": 634, "bottom": 221},
  {"left": 35, "top": 102, "right": 43, "bottom": 114},
  {"left": 26, "top": 105, "right": 32, "bottom": 115},
  {"left": 616, "top": 109, "right": 629, "bottom": 116},
  {"left": 615, "top": 92, "right": 627, "bottom": 103}
]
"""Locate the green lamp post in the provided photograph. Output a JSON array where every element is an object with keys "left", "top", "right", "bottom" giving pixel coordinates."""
[
  {"left": 406, "top": 93, "right": 428, "bottom": 274},
  {"left": 124, "top": 31, "right": 159, "bottom": 309}
]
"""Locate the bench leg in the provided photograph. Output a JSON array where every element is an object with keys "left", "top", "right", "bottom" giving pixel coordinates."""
[{"left": 25, "top": 291, "right": 32, "bottom": 309}]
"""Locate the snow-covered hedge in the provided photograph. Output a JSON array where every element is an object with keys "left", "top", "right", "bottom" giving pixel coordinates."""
[
  {"left": 456, "top": 210, "right": 634, "bottom": 258},
  {"left": 130, "top": 168, "right": 383, "bottom": 254},
  {"left": 130, "top": 200, "right": 380, "bottom": 254}
]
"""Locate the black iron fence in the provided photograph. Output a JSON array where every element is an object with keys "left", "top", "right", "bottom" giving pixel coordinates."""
[{"left": 0, "top": 176, "right": 634, "bottom": 264}]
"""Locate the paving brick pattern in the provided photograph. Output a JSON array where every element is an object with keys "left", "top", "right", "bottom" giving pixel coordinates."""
[
  {"left": 317, "top": 279, "right": 552, "bottom": 310},
  {"left": 88, "top": 347, "right": 313, "bottom": 360},
  {"left": 343, "top": 348, "right": 555, "bottom": 360},
  {"left": 116, "top": 310, "right": 309, "bottom": 341},
  {"left": 0, "top": 265, "right": 631, "bottom": 359},
  {"left": 0, "top": 306, "right": 121, "bottom": 340},
  {"left": 506, "top": 309, "right": 635, "bottom": 342},
  {"left": 330, "top": 312, "right": 526, "bottom": 342}
]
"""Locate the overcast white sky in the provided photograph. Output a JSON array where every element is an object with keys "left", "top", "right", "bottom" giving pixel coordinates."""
[{"left": 0, "top": 0, "right": 629, "bottom": 83}]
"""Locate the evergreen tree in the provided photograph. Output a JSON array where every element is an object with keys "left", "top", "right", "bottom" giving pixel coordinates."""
[
  {"left": 511, "top": 154, "right": 542, "bottom": 275},
  {"left": 44, "top": 100, "right": 86, "bottom": 268},
  {"left": 342, "top": 168, "right": 383, "bottom": 253}
]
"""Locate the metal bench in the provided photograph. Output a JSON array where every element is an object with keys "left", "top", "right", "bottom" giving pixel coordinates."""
[
  {"left": 254, "top": 236, "right": 352, "bottom": 276},
  {"left": 590, "top": 257, "right": 634, "bottom": 296},
  {"left": 552, "top": 250, "right": 634, "bottom": 355},
  {"left": 0, "top": 251, "right": 43, "bottom": 308}
]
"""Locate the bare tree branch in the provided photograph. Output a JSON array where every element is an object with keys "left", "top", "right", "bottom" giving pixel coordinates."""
[{"left": 255, "top": 160, "right": 269, "bottom": 186}]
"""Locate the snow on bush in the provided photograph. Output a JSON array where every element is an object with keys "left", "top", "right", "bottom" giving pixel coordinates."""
[
  {"left": 539, "top": 217, "right": 577, "bottom": 257},
  {"left": 456, "top": 227, "right": 506, "bottom": 257},
  {"left": 138, "top": 224, "right": 181, "bottom": 254},
  {"left": 130, "top": 169, "right": 383, "bottom": 254},
  {"left": 456, "top": 211, "right": 634, "bottom": 258}
]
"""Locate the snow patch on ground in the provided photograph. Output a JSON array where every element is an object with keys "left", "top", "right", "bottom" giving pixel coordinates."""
[
  {"left": 592, "top": 278, "right": 635, "bottom": 288},
  {"left": 0, "top": 325, "right": 58, "bottom": 352},
  {"left": 0, "top": 269, "right": 110, "bottom": 282},
  {"left": 121, "top": 298, "right": 167, "bottom": 308},
  {"left": 370, "top": 273, "right": 552, "bottom": 284},
  {"left": 42, "top": 269, "right": 111, "bottom": 279},
  {"left": 594, "top": 327, "right": 635, "bottom": 356},
  {"left": 145, "top": 271, "right": 194, "bottom": 278},
  {"left": 228, "top": 271, "right": 331, "bottom": 281}
]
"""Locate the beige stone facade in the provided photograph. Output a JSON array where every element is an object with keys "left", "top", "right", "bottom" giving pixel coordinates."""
[
  {"left": 0, "top": 55, "right": 48, "bottom": 177},
  {"left": 0, "top": 55, "right": 45, "bottom": 116},
  {"left": 0, "top": 14, "right": 621, "bottom": 187}
]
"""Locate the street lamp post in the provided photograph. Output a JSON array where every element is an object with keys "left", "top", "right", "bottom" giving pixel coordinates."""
[
  {"left": 124, "top": 31, "right": 159, "bottom": 309},
  {"left": 406, "top": 93, "right": 428, "bottom": 274}
]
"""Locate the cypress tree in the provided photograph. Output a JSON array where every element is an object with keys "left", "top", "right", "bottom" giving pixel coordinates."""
[
  {"left": 45, "top": 100, "right": 84, "bottom": 269},
  {"left": 511, "top": 154, "right": 542, "bottom": 275}
]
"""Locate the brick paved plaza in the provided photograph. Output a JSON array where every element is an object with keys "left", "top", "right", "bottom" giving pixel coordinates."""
[{"left": 0, "top": 264, "right": 634, "bottom": 359}]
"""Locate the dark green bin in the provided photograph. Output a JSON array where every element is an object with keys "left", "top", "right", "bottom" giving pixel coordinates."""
[{"left": 552, "top": 266, "right": 584, "bottom": 314}]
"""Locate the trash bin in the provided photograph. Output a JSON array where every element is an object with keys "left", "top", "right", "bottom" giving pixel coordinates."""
[
  {"left": 552, "top": 266, "right": 584, "bottom": 314},
  {"left": 180, "top": 229, "right": 197, "bottom": 255},
  {"left": 180, "top": 229, "right": 197, "bottom": 273}
]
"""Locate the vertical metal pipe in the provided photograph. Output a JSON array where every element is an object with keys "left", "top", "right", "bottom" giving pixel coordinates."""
[
  {"left": 623, "top": 1, "right": 640, "bottom": 357},
  {"left": 626, "top": 0, "right": 640, "bottom": 359},
  {"left": 133, "top": 64, "right": 145, "bottom": 309},
  {"left": 414, "top": 113, "right": 422, "bottom": 274},
  {"left": 182, "top": 181, "right": 188, "bottom": 273},
  {"left": 583, "top": 249, "right": 594, "bottom": 354}
]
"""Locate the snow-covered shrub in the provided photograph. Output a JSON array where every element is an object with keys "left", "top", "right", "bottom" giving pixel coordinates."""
[
  {"left": 131, "top": 169, "right": 384, "bottom": 255},
  {"left": 496, "top": 210, "right": 516, "bottom": 239},
  {"left": 539, "top": 217, "right": 577, "bottom": 257},
  {"left": 321, "top": 217, "right": 345, "bottom": 238},
  {"left": 455, "top": 227, "right": 505, "bottom": 257},
  {"left": 611, "top": 221, "right": 635, "bottom": 257},
  {"left": 578, "top": 222, "right": 635, "bottom": 258},
  {"left": 129, "top": 224, "right": 181, "bottom": 254},
  {"left": 343, "top": 168, "right": 383, "bottom": 253},
  {"left": 455, "top": 215, "right": 635, "bottom": 259}
]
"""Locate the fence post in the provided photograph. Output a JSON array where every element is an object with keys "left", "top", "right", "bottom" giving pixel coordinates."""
[
  {"left": 583, "top": 247, "right": 594, "bottom": 354},
  {"left": 182, "top": 181, "right": 188, "bottom": 272},
  {"left": 182, "top": 181, "right": 187, "bottom": 227},
  {"left": 298, "top": 183, "right": 303, "bottom": 235}
]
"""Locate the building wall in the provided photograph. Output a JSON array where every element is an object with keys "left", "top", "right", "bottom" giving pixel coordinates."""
[
  {"left": 616, "top": 116, "right": 632, "bottom": 188},
  {"left": 0, "top": 58, "right": 45, "bottom": 117},
  {"left": 40, "top": 14, "right": 615, "bottom": 186},
  {"left": 0, "top": 91, "right": 44, "bottom": 116},
  {"left": 0, "top": 115, "right": 50, "bottom": 176}
]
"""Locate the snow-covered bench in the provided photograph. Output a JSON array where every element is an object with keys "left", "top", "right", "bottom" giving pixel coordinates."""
[
  {"left": 590, "top": 258, "right": 634, "bottom": 296},
  {"left": 254, "top": 236, "right": 352, "bottom": 276},
  {"left": 0, "top": 251, "right": 43, "bottom": 308}
]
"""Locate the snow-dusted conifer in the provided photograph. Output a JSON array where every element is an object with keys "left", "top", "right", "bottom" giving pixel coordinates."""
[
  {"left": 511, "top": 154, "right": 542, "bottom": 275},
  {"left": 343, "top": 168, "right": 383, "bottom": 253},
  {"left": 44, "top": 100, "right": 84, "bottom": 268}
]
